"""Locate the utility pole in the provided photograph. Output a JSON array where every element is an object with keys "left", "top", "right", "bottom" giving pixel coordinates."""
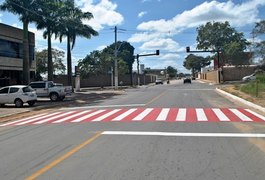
[{"left": 114, "top": 26, "right": 118, "bottom": 89}]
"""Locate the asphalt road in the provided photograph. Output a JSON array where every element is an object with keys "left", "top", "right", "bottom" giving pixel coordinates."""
[{"left": 1, "top": 79, "right": 265, "bottom": 180}]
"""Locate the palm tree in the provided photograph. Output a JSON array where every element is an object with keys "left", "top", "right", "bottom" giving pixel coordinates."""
[
  {"left": 0, "top": 0, "right": 38, "bottom": 84},
  {"left": 57, "top": 0, "right": 98, "bottom": 86},
  {"left": 33, "top": 0, "right": 63, "bottom": 81}
]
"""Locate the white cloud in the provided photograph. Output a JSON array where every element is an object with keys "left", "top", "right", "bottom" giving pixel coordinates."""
[
  {"left": 139, "top": 38, "right": 183, "bottom": 52},
  {"left": 137, "top": 0, "right": 265, "bottom": 33},
  {"left": 97, "top": 45, "right": 107, "bottom": 51},
  {"left": 138, "top": 11, "right": 147, "bottom": 18},
  {"left": 79, "top": 0, "right": 124, "bottom": 31}
]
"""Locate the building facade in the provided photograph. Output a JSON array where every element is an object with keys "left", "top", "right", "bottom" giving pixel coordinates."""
[{"left": 0, "top": 23, "right": 35, "bottom": 86}]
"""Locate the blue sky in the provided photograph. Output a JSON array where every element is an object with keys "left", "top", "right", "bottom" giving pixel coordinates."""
[{"left": 0, "top": 0, "right": 265, "bottom": 73}]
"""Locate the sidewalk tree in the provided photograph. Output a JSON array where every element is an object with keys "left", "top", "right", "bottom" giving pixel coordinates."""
[
  {"left": 196, "top": 21, "right": 250, "bottom": 65},
  {"left": 57, "top": 0, "right": 98, "bottom": 86},
  {"left": 36, "top": 48, "right": 66, "bottom": 77},
  {"left": 0, "top": 0, "right": 38, "bottom": 84},
  {"left": 252, "top": 20, "right": 265, "bottom": 64},
  {"left": 166, "top": 66, "right": 177, "bottom": 78},
  {"left": 183, "top": 54, "right": 211, "bottom": 76},
  {"left": 33, "top": 0, "right": 63, "bottom": 81}
]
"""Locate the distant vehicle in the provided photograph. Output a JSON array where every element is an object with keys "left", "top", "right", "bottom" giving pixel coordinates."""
[
  {"left": 155, "top": 78, "right": 163, "bottom": 85},
  {"left": 183, "top": 77, "right": 191, "bottom": 84},
  {"left": 242, "top": 73, "right": 256, "bottom": 82},
  {"left": 192, "top": 77, "right": 196, "bottom": 80},
  {"left": 0, "top": 85, "right": 37, "bottom": 107},
  {"left": 29, "top": 81, "right": 71, "bottom": 101}
]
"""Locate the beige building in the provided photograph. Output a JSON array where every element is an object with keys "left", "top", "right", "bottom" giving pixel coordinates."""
[{"left": 0, "top": 23, "right": 35, "bottom": 86}]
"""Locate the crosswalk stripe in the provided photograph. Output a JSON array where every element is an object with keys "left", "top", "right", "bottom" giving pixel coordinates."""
[
  {"left": 156, "top": 108, "right": 170, "bottom": 121},
  {"left": 92, "top": 109, "right": 121, "bottom": 121},
  {"left": 3, "top": 108, "right": 265, "bottom": 126},
  {"left": 16, "top": 112, "right": 62, "bottom": 125},
  {"left": 132, "top": 108, "right": 153, "bottom": 121},
  {"left": 212, "top": 108, "right": 230, "bottom": 121},
  {"left": 71, "top": 110, "right": 106, "bottom": 122},
  {"left": 196, "top": 108, "right": 208, "bottom": 121},
  {"left": 245, "top": 109, "right": 265, "bottom": 121},
  {"left": 112, "top": 108, "right": 137, "bottom": 121},
  {"left": 0, "top": 113, "right": 48, "bottom": 127},
  {"left": 176, "top": 108, "right": 186, "bottom": 121},
  {"left": 229, "top": 109, "right": 253, "bottom": 121},
  {"left": 52, "top": 110, "right": 92, "bottom": 123},
  {"left": 33, "top": 111, "right": 76, "bottom": 124}
]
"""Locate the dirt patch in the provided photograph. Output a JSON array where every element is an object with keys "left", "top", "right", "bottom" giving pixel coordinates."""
[{"left": 221, "top": 85, "right": 265, "bottom": 107}]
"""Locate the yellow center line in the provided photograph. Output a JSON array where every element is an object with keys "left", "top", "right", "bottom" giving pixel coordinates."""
[
  {"left": 145, "top": 91, "right": 166, "bottom": 106},
  {"left": 25, "top": 132, "right": 102, "bottom": 180}
]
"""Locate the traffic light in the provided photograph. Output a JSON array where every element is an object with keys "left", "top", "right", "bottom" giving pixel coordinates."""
[
  {"left": 156, "top": 50, "right": 160, "bottom": 55},
  {"left": 186, "top": 46, "right": 190, "bottom": 53}
]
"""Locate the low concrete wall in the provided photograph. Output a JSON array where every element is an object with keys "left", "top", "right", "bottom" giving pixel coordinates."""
[
  {"left": 54, "top": 74, "right": 156, "bottom": 88},
  {"left": 200, "top": 65, "right": 257, "bottom": 83}
]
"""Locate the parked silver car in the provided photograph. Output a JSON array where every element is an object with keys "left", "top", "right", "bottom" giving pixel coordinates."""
[
  {"left": 242, "top": 73, "right": 256, "bottom": 82},
  {"left": 0, "top": 85, "right": 37, "bottom": 107}
]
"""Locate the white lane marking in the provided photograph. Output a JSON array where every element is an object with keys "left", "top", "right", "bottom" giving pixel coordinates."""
[
  {"left": 230, "top": 109, "right": 252, "bottom": 121},
  {"left": 71, "top": 110, "right": 106, "bottom": 122},
  {"left": 156, "top": 108, "right": 170, "bottom": 121},
  {"left": 52, "top": 110, "right": 92, "bottom": 123},
  {"left": 60, "top": 104, "right": 145, "bottom": 110},
  {"left": 34, "top": 111, "right": 75, "bottom": 124},
  {"left": 245, "top": 109, "right": 265, "bottom": 121},
  {"left": 212, "top": 108, "right": 230, "bottom": 121},
  {"left": 196, "top": 108, "right": 208, "bottom": 121},
  {"left": 92, "top": 109, "right": 121, "bottom": 121},
  {"left": 176, "top": 108, "right": 186, "bottom": 121},
  {"left": 132, "top": 108, "right": 153, "bottom": 121},
  {"left": 102, "top": 131, "right": 265, "bottom": 138},
  {"left": 112, "top": 109, "right": 137, "bottom": 121},
  {"left": 0, "top": 113, "right": 47, "bottom": 127},
  {"left": 16, "top": 112, "right": 61, "bottom": 125}
]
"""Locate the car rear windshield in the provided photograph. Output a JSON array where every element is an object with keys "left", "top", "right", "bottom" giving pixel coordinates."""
[{"left": 23, "top": 86, "right": 34, "bottom": 93}]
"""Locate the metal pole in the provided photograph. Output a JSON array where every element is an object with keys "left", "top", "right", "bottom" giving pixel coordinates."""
[
  {"left": 217, "top": 50, "right": 220, "bottom": 84},
  {"left": 114, "top": 26, "right": 118, "bottom": 89},
  {"left": 137, "top": 55, "right": 140, "bottom": 86}
]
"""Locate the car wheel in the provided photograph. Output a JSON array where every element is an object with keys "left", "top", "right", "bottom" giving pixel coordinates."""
[
  {"left": 0, "top": 104, "right": 5, "bottom": 107},
  {"left": 50, "top": 93, "right": 59, "bottom": 101},
  {"left": 28, "top": 101, "right": 35, "bottom": 107},
  {"left": 14, "top": 99, "right": 23, "bottom": 108}
]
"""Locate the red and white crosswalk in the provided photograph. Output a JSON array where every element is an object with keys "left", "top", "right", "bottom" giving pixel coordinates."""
[{"left": 1, "top": 108, "right": 265, "bottom": 127}]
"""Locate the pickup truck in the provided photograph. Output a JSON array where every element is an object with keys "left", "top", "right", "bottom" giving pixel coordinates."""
[{"left": 29, "top": 81, "right": 72, "bottom": 101}]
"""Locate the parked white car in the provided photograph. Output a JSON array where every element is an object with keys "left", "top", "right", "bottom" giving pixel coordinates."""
[
  {"left": 0, "top": 85, "right": 37, "bottom": 107},
  {"left": 242, "top": 73, "right": 256, "bottom": 82}
]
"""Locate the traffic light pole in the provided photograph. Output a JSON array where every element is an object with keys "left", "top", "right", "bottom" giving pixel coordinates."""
[
  {"left": 186, "top": 47, "right": 221, "bottom": 84},
  {"left": 136, "top": 50, "right": 159, "bottom": 86}
]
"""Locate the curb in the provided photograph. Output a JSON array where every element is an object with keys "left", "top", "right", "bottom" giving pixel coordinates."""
[{"left": 216, "top": 88, "right": 265, "bottom": 113}]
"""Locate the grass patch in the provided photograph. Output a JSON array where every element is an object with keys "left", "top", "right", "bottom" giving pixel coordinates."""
[{"left": 240, "top": 75, "right": 265, "bottom": 97}]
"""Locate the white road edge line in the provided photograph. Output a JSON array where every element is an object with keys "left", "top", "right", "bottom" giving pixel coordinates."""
[
  {"left": 60, "top": 104, "right": 146, "bottom": 110},
  {"left": 102, "top": 131, "right": 265, "bottom": 138}
]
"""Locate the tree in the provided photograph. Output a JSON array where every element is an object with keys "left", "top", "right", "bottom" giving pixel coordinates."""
[
  {"left": 252, "top": 20, "right": 265, "bottom": 63},
  {"left": 166, "top": 66, "right": 177, "bottom": 78},
  {"left": 183, "top": 54, "right": 211, "bottom": 76},
  {"left": 0, "top": 0, "right": 38, "bottom": 84},
  {"left": 196, "top": 21, "right": 250, "bottom": 65},
  {"left": 33, "top": 0, "right": 63, "bottom": 81},
  {"left": 57, "top": 0, "right": 98, "bottom": 86},
  {"left": 36, "top": 48, "right": 66, "bottom": 77},
  {"left": 102, "top": 41, "right": 135, "bottom": 85}
]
